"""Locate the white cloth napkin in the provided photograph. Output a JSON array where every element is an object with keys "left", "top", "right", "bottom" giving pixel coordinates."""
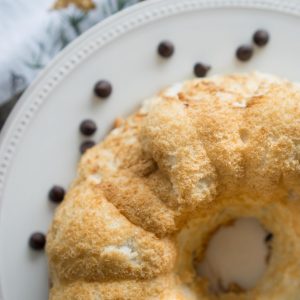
[{"left": 0, "top": 0, "right": 140, "bottom": 105}]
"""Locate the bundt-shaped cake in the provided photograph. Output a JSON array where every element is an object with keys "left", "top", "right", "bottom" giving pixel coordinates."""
[{"left": 46, "top": 72, "right": 300, "bottom": 299}]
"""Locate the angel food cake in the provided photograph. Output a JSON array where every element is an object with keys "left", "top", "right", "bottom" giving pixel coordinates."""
[{"left": 46, "top": 72, "right": 300, "bottom": 299}]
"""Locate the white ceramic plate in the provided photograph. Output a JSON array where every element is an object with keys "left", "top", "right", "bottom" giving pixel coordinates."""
[{"left": 1, "top": 0, "right": 300, "bottom": 299}]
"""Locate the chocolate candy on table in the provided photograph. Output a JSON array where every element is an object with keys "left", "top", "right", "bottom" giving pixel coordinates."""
[
  {"left": 236, "top": 44, "right": 254, "bottom": 61},
  {"left": 94, "top": 80, "right": 112, "bottom": 98},
  {"left": 253, "top": 29, "right": 269, "bottom": 47},
  {"left": 80, "top": 140, "right": 96, "bottom": 154},
  {"left": 48, "top": 185, "right": 65, "bottom": 203},
  {"left": 194, "top": 62, "right": 211, "bottom": 77},
  {"left": 29, "top": 232, "right": 46, "bottom": 251},
  {"left": 80, "top": 119, "right": 97, "bottom": 136},
  {"left": 157, "top": 40, "right": 175, "bottom": 58}
]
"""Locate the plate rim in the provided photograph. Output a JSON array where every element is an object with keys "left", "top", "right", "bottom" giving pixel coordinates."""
[{"left": 1, "top": 0, "right": 300, "bottom": 298}]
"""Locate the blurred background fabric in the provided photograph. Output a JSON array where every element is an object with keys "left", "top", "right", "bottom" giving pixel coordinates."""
[{"left": 0, "top": 0, "right": 142, "bottom": 129}]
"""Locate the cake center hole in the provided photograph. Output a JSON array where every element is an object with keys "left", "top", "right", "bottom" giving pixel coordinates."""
[{"left": 196, "top": 218, "right": 272, "bottom": 294}]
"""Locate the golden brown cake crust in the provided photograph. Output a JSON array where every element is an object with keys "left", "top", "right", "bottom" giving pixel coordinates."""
[{"left": 47, "top": 73, "right": 300, "bottom": 299}]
